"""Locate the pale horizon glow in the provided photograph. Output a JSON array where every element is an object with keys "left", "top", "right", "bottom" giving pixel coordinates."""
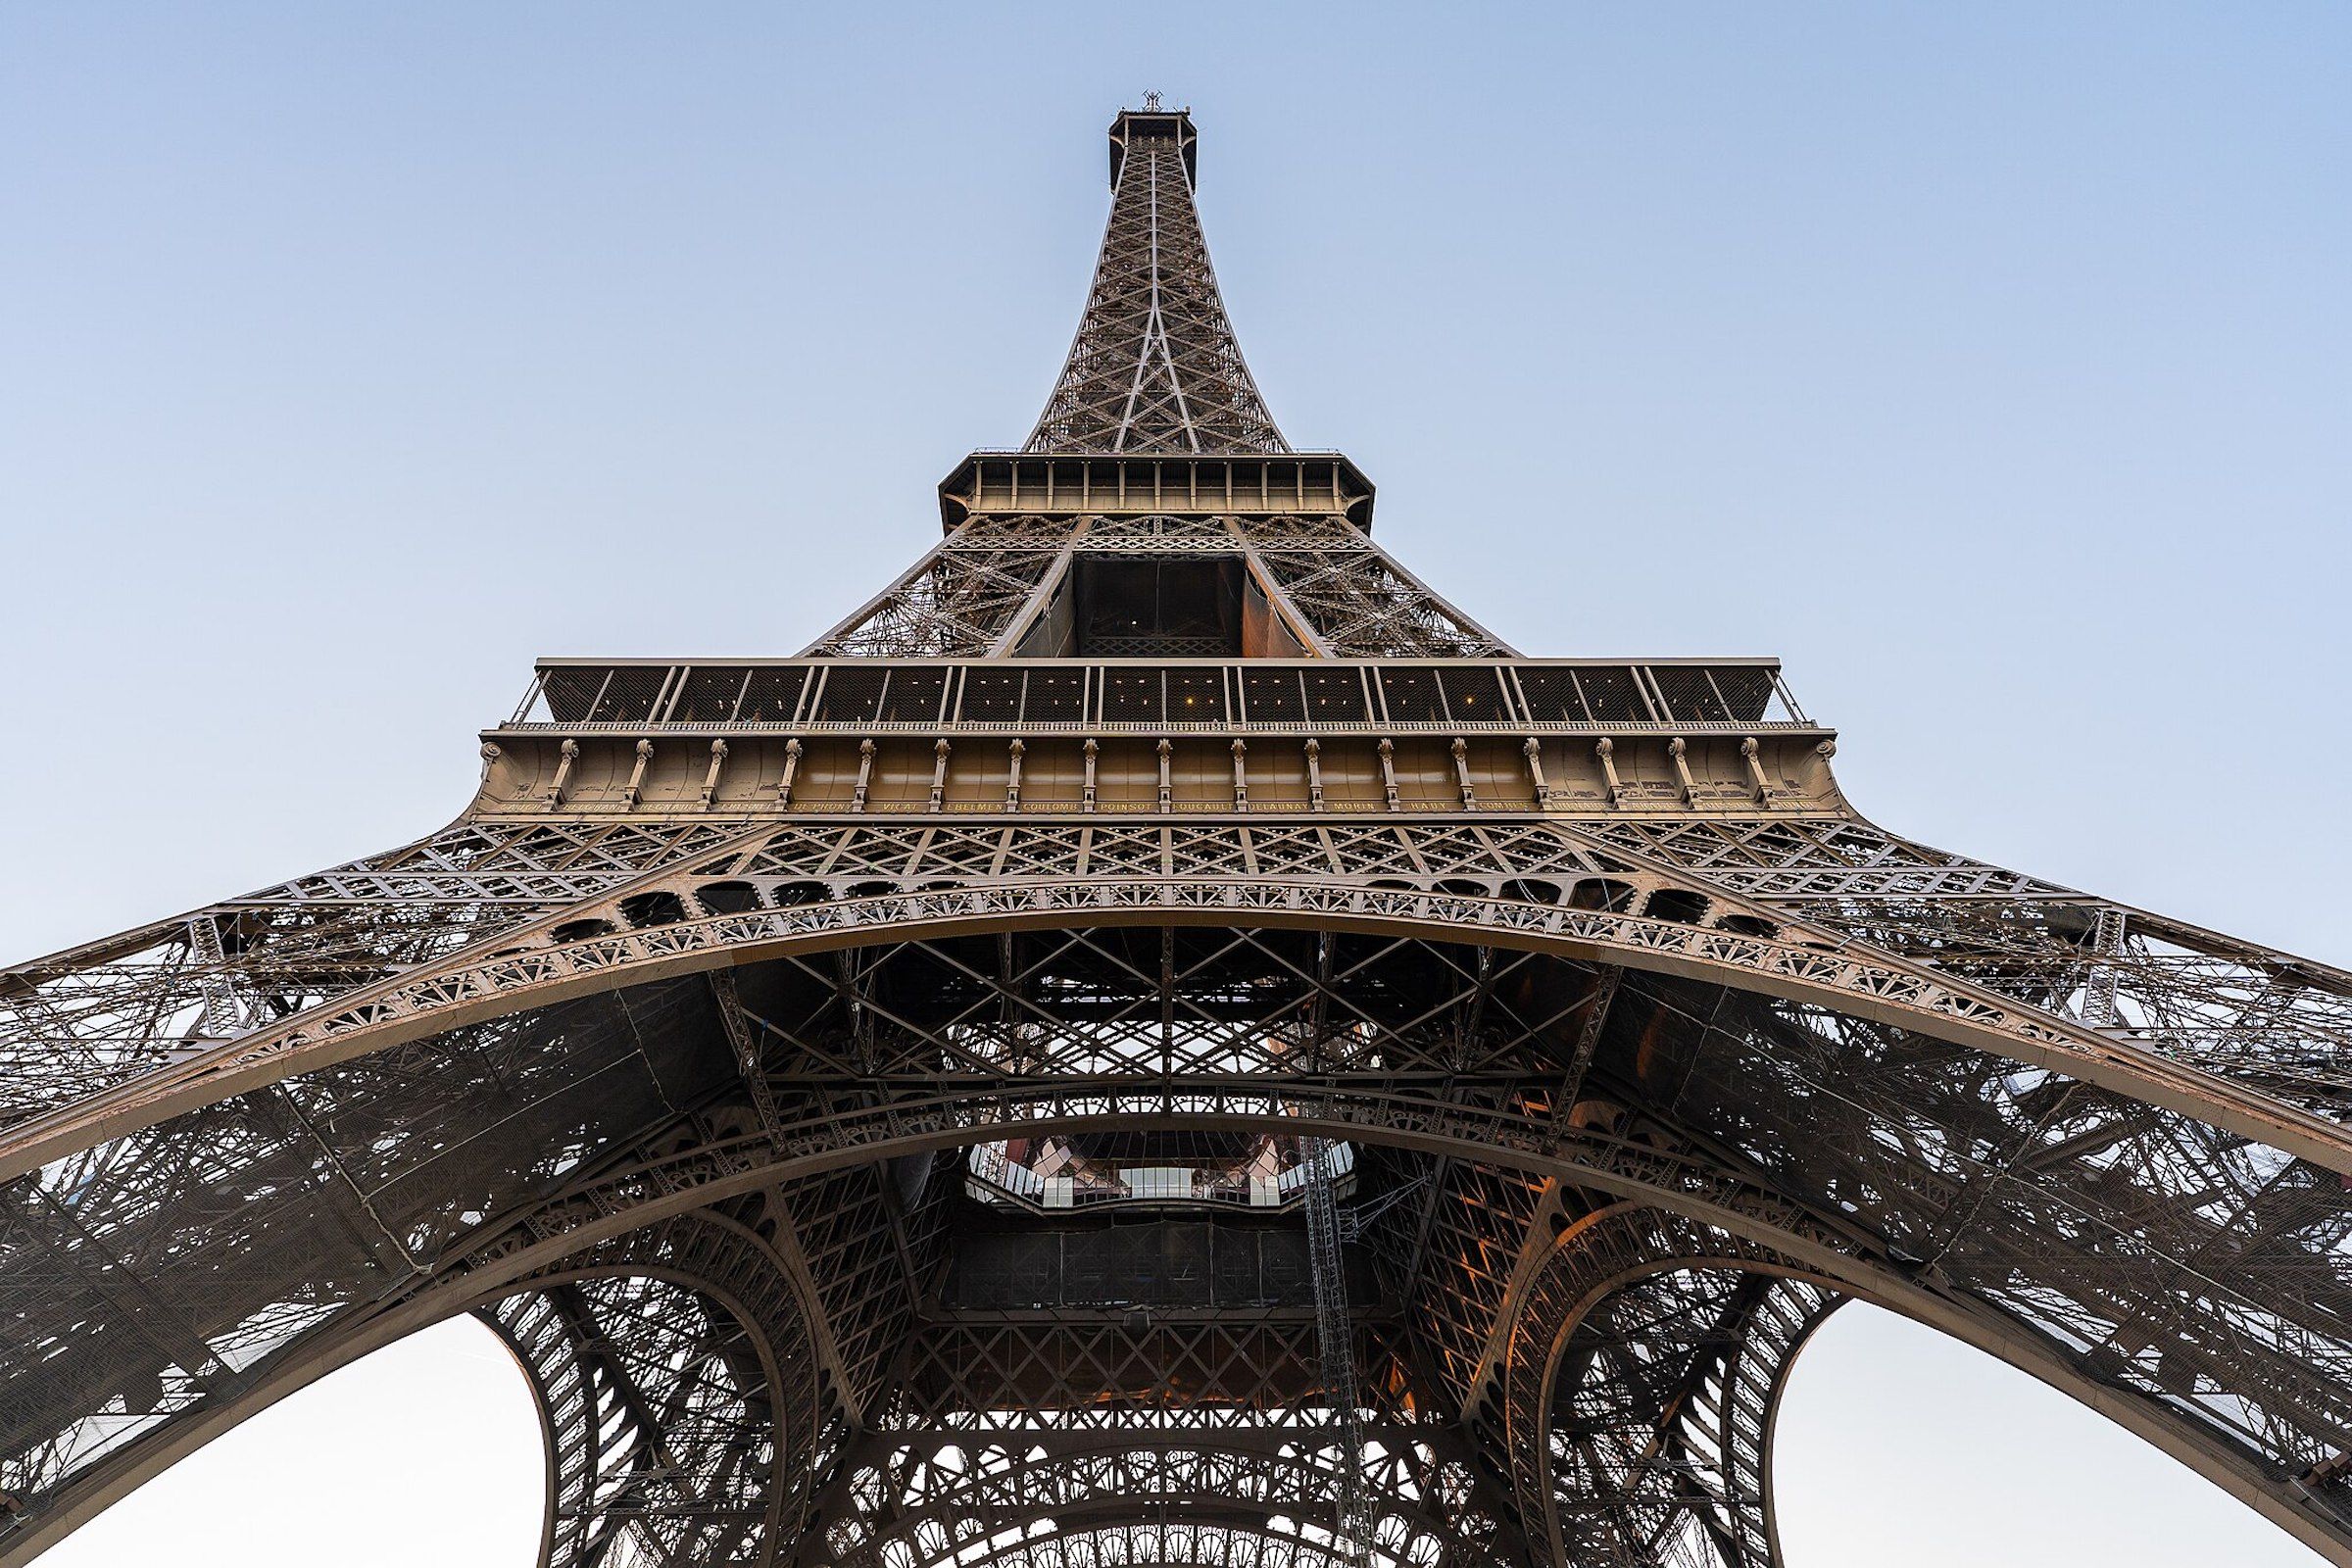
[{"left": 4, "top": 4, "right": 2345, "bottom": 1565}]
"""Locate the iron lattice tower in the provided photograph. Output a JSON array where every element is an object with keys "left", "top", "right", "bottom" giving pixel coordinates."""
[{"left": 6, "top": 107, "right": 2352, "bottom": 1568}]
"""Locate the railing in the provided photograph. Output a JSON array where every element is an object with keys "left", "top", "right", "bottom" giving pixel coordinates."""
[
  {"left": 961, "top": 1140, "right": 1357, "bottom": 1213},
  {"left": 503, "top": 658, "right": 1811, "bottom": 732}
]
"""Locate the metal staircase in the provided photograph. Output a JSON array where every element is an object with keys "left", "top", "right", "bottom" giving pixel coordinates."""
[{"left": 1301, "top": 1136, "right": 1372, "bottom": 1565}]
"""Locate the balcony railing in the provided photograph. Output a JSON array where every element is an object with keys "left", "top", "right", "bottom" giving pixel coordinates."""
[{"left": 503, "top": 657, "right": 1811, "bottom": 734}]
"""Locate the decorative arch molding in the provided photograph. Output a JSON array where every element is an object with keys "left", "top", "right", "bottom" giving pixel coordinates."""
[
  {"left": 14, "top": 867, "right": 2344, "bottom": 1183},
  {"left": 892, "top": 1520, "right": 1373, "bottom": 1568}
]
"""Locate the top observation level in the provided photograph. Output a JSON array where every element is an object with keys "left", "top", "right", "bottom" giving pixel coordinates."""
[{"left": 1108, "top": 102, "right": 1199, "bottom": 190}]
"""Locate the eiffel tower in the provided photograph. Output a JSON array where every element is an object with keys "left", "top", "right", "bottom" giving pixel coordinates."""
[{"left": 5, "top": 103, "right": 2351, "bottom": 1568}]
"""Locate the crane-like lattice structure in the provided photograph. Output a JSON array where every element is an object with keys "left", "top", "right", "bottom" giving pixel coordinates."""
[{"left": 5, "top": 105, "right": 2352, "bottom": 1568}]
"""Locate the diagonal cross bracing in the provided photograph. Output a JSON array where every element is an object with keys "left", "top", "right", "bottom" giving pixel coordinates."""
[{"left": 1027, "top": 110, "right": 1286, "bottom": 457}]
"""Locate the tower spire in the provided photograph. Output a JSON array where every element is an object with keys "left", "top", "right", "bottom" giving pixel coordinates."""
[{"left": 1026, "top": 105, "right": 1287, "bottom": 455}]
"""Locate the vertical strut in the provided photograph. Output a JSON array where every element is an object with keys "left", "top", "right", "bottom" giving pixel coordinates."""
[
  {"left": 1301, "top": 1134, "right": 1370, "bottom": 1565},
  {"left": 2082, "top": 905, "right": 2127, "bottom": 1028}
]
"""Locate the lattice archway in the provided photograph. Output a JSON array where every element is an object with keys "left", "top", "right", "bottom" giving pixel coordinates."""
[
  {"left": 5, "top": 916, "right": 2351, "bottom": 1565},
  {"left": 1494, "top": 1205, "right": 1843, "bottom": 1568},
  {"left": 477, "top": 1210, "right": 832, "bottom": 1568}
]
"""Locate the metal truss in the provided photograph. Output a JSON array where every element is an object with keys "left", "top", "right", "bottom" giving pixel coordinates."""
[
  {"left": 1542, "top": 1268, "right": 1832, "bottom": 1568},
  {"left": 803, "top": 104, "right": 1500, "bottom": 662},
  {"left": 805, "top": 516, "right": 1075, "bottom": 659},
  {"left": 29, "top": 811, "right": 2348, "bottom": 1156},
  {"left": 1026, "top": 109, "right": 1284, "bottom": 457},
  {"left": 1497, "top": 1205, "right": 1838, "bottom": 1567},
  {"left": 481, "top": 1209, "right": 832, "bottom": 1568},
  {"left": 881, "top": 1522, "right": 1387, "bottom": 1568},
  {"left": 1241, "top": 519, "right": 1508, "bottom": 659},
  {"left": 806, "top": 515, "right": 1507, "bottom": 661},
  {"left": 1573, "top": 812, "right": 2352, "bottom": 1120},
  {"left": 0, "top": 817, "right": 745, "bottom": 1124},
  {"left": 1363, "top": 1152, "right": 1553, "bottom": 1411},
  {"left": 14, "top": 817, "right": 2334, "bottom": 1170},
  {"left": 7, "top": 907, "right": 2352, "bottom": 1560},
  {"left": 5, "top": 101, "right": 2352, "bottom": 1568}
]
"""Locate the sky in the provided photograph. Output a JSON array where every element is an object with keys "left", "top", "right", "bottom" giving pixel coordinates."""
[{"left": 2, "top": 3, "right": 2346, "bottom": 1563}]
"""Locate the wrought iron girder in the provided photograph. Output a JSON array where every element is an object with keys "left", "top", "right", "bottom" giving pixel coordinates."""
[
  {"left": 0, "top": 817, "right": 754, "bottom": 1125},
  {"left": 1245, "top": 541, "right": 1508, "bottom": 658},
  {"left": 879, "top": 1316, "right": 1408, "bottom": 1430},
  {"left": 1366, "top": 1155, "right": 1554, "bottom": 1413},
  {"left": 812, "top": 513, "right": 1509, "bottom": 660},
  {"left": 1571, "top": 813, "right": 2352, "bottom": 1117},
  {"left": 804, "top": 519, "right": 1076, "bottom": 659}
]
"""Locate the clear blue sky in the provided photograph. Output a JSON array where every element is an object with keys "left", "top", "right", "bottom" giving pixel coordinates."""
[{"left": 3, "top": 5, "right": 2346, "bottom": 1564}]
